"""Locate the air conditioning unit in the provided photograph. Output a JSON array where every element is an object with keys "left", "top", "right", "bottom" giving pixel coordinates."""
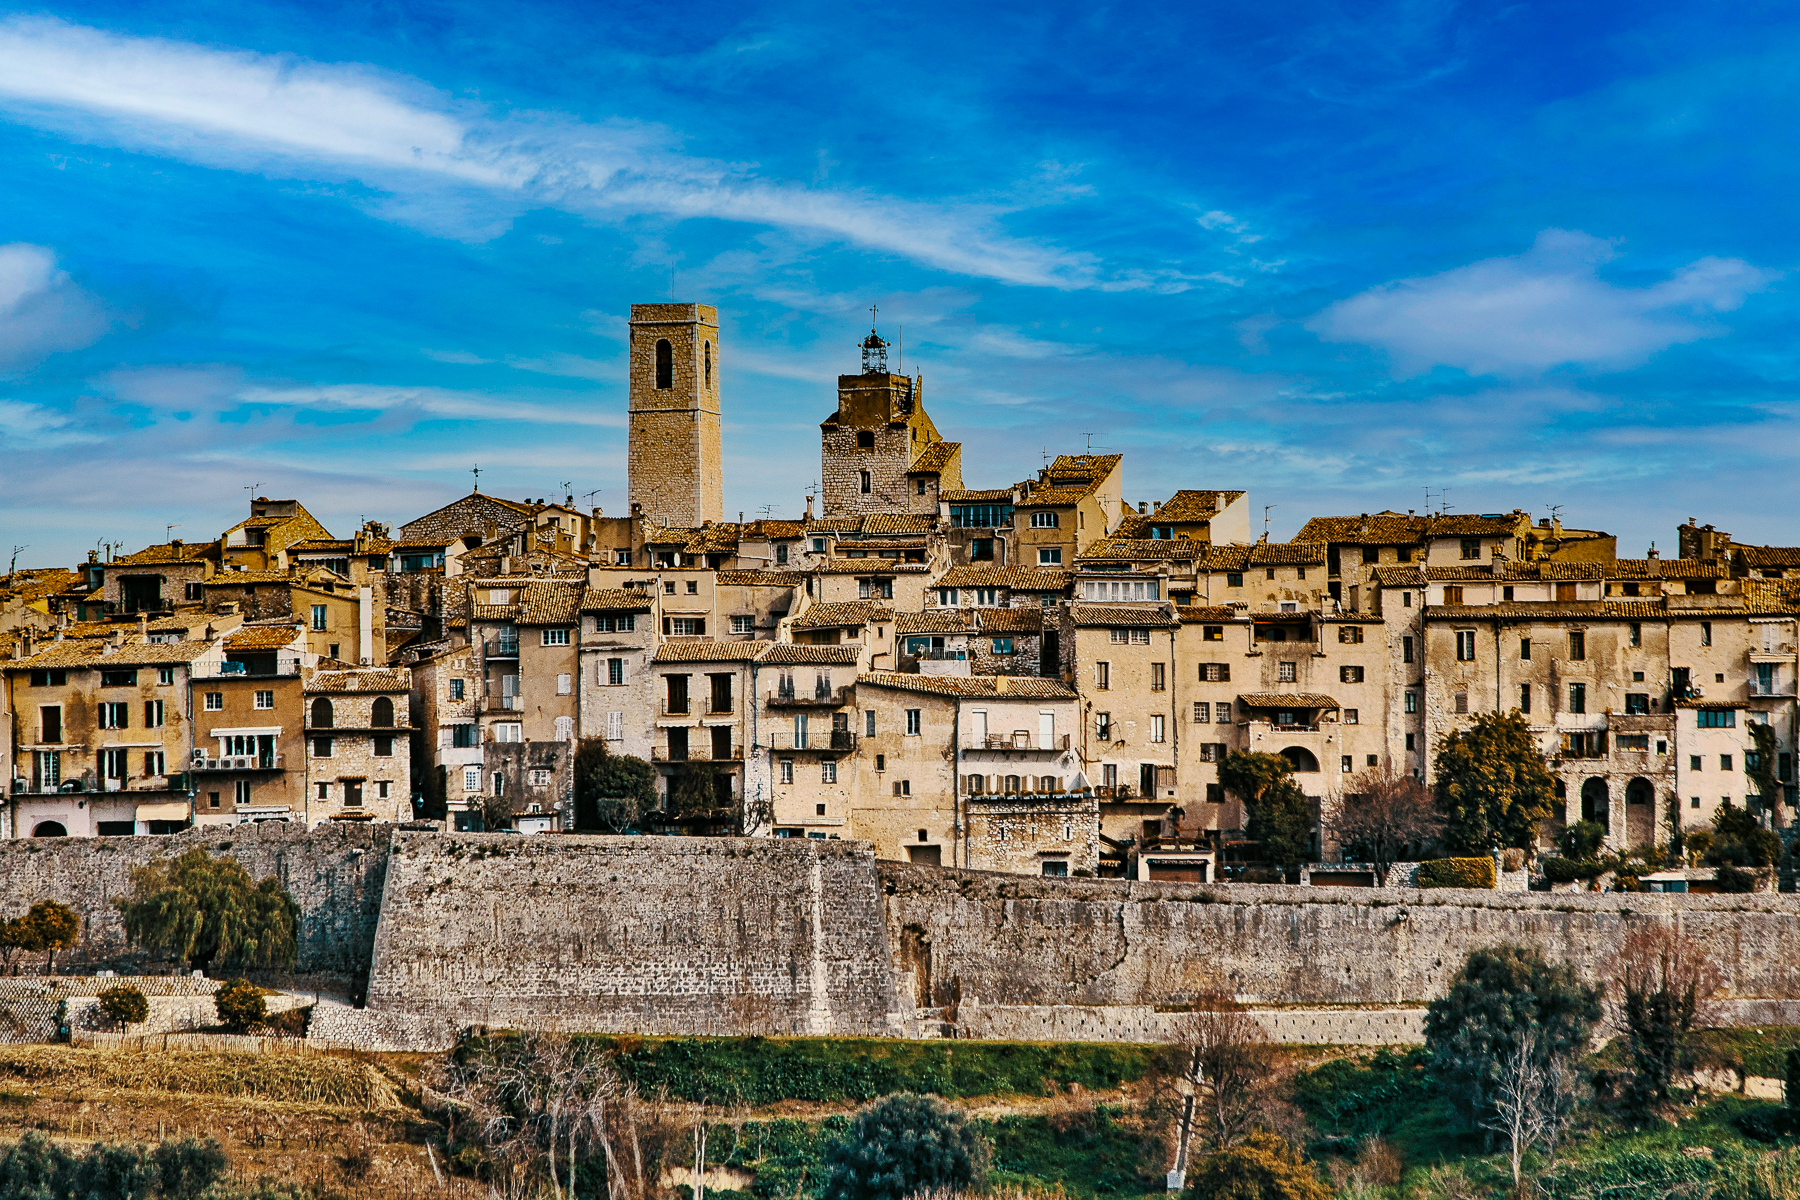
[{"left": 190, "top": 748, "right": 207, "bottom": 764}]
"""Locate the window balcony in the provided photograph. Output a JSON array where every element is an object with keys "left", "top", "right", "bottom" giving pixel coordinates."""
[
  {"left": 766, "top": 686, "right": 852, "bottom": 708},
  {"left": 765, "top": 731, "right": 858, "bottom": 753},
  {"left": 962, "top": 733, "right": 1071, "bottom": 753},
  {"left": 652, "top": 745, "right": 743, "bottom": 763},
  {"left": 485, "top": 637, "right": 520, "bottom": 659}
]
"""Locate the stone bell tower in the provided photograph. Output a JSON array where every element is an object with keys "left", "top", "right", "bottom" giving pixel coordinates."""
[{"left": 628, "top": 303, "right": 724, "bottom": 530}]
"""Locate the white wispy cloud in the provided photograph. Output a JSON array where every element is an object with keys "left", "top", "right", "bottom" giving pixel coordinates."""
[
  {"left": 1308, "top": 229, "right": 1776, "bottom": 376},
  {"left": 0, "top": 17, "right": 1134, "bottom": 289},
  {"left": 0, "top": 397, "right": 97, "bottom": 446},
  {"left": 0, "top": 242, "right": 108, "bottom": 368},
  {"left": 236, "top": 384, "right": 623, "bottom": 426}
]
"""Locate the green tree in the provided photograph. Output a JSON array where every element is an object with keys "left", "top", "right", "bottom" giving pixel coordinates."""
[
  {"left": 1748, "top": 722, "right": 1781, "bottom": 804},
  {"left": 214, "top": 978, "right": 267, "bottom": 1033},
  {"left": 1185, "top": 1131, "right": 1330, "bottom": 1200},
  {"left": 1560, "top": 820, "right": 1606, "bottom": 861},
  {"left": 822, "top": 1093, "right": 987, "bottom": 1200},
  {"left": 1433, "top": 710, "right": 1556, "bottom": 852},
  {"left": 1705, "top": 801, "right": 1782, "bottom": 868},
  {"left": 20, "top": 900, "right": 79, "bottom": 975},
  {"left": 1220, "top": 752, "right": 1312, "bottom": 866},
  {"left": 97, "top": 984, "right": 150, "bottom": 1030},
  {"left": 1424, "top": 946, "right": 1601, "bottom": 1129},
  {"left": 116, "top": 848, "right": 299, "bottom": 973},
  {"left": 573, "top": 738, "right": 657, "bottom": 832}
]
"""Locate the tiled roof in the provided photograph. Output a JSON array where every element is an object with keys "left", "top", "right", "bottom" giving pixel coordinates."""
[
  {"left": 1602, "top": 558, "right": 1728, "bottom": 580},
  {"left": 1177, "top": 606, "right": 1241, "bottom": 622},
  {"left": 1426, "top": 602, "right": 1668, "bottom": 620},
  {"left": 0, "top": 569, "right": 79, "bottom": 604},
  {"left": 1426, "top": 566, "right": 1498, "bottom": 581},
  {"left": 860, "top": 514, "right": 937, "bottom": 535},
  {"left": 717, "top": 570, "right": 806, "bottom": 588},
  {"left": 1152, "top": 490, "right": 1245, "bottom": 522},
  {"left": 937, "top": 566, "right": 1073, "bottom": 591},
  {"left": 1248, "top": 540, "right": 1327, "bottom": 567},
  {"left": 1078, "top": 537, "right": 1206, "bottom": 563},
  {"left": 144, "top": 613, "right": 211, "bottom": 633},
  {"left": 898, "top": 607, "right": 1045, "bottom": 636},
  {"left": 682, "top": 524, "right": 744, "bottom": 555},
  {"left": 757, "top": 644, "right": 862, "bottom": 665},
  {"left": 1738, "top": 546, "right": 1800, "bottom": 569},
  {"left": 805, "top": 517, "right": 863, "bottom": 534},
  {"left": 1737, "top": 580, "right": 1800, "bottom": 614},
  {"left": 1239, "top": 692, "right": 1340, "bottom": 709},
  {"left": 896, "top": 611, "right": 969, "bottom": 634},
  {"left": 305, "top": 667, "right": 411, "bottom": 693},
  {"left": 1070, "top": 603, "right": 1180, "bottom": 628},
  {"left": 289, "top": 538, "right": 397, "bottom": 555},
  {"left": 1424, "top": 512, "right": 1526, "bottom": 537},
  {"left": 791, "top": 601, "right": 893, "bottom": 629},
  {"left": 1504, "top": 561, "right": 1602, "bottom": 581},
  {"left": 652, "top": 640, "right": 770, "bottom": 663},
  {"left": 1370, "top": 566, "right": 1426, "bottom": 587},
  {"left": 837, "top": 538, "right": 930, "bottom": 551},
  {"left": 203, "top": 570, "right": 296, "bottom": 586},
  {"left": 974, "top": 607, "right": 1044, "bottom": 633},
  {"left": 514, "top": 581, "right": 583, "bottom": 625},
  {"left": 112, "top": 542, "right": 212, "bottom": 566},
  {"left": 815, "top": 561, "right": 934, "bottom": 574},
  {"left": 909, "top": 441, "right": 960, "bottom": 474},
  {"left": 8, "top": 639, "right": 213, "bottom": 670},
  {"left": 942, "top": 488, "right": 1015, "bottom": 502},
  {"left": 740, "top": 520, "right": 806, "bottom": 540},
  {"left": 579, "top": 587, "right": 654, "bottom": 611},
  {"left": 1294, "top": 512, "right": 1428, "bottom": 544},
  {"left": 225, "top": 626, "right": 302, "bottom": 650},
  {"left": 858, "top": 672, "right": 1077, "bottom": 700}
]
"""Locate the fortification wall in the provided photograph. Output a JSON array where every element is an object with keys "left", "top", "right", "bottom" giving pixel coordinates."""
[
  {"left": 879, "top": 863, "right": 1800, "bottom": 1013},
  {"left": 0, "top": 823, "right": 387, "bottom": 991},
  {"left": 364, "top": 833, "right": 901, "bottom": 1036}
]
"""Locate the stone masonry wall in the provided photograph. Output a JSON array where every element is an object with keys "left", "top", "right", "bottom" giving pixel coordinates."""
[
  {"left": 0, "top": 823, "right": 387, "bottom": 992},
  {"left": 364, "top": 833, "right": 901, "bottom": 1036},
  {"left": 879, "top": 862, "right": 1800, "bottom": 1013}
]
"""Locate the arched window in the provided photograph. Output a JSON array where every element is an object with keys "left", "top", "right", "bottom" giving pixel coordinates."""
[
  {"left": 655, "top": 339, "right": 673, "bottom": 389},
  {"left": 371, "top": 697, "right": 394, "bottom": 727},
  {"left": 1626, "top": 777, "right": 1655, "bottom": 807},
  {"left": 1581, "top": 777, "right": 1609, "bottom": 828},
  {"left": 310, "top": 697, "right": 334, "bottom": 728},
  {"left": 1279, "top": 746, "right": 1320, "bottom": 773},
  {"left": 31, "top": 822, "right": 66, "bottom": 838},
  {"left": 704, "top": 341, "right": 712, "bottom": 390}
]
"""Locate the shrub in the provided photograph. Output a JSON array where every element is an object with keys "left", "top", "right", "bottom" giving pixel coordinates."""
[
  {"left": 213, "top": 979, "right": 266, "bottom": 1033},
  {"left": 97, "top": 984, "right": 150, "bottom": 1030},
  {"left": 1716, "top": 865, "right": 1760, "bottom": 894},
  {"left": 1788, "top": 1046, "right": 1800, "bottom": 1110},
  {"left": 1415, "top": 857, "right": 1496, "bottom": 889},
  {"left": 1735, "top": 1105, "right": 1800, "bottom": 1144},
  {"left": 0, "top": 1132, "right": 226, "bottom": 1200},
  {"left": 1561, "top": 820, "right": 1606, "bottom": 860},
  {"left": 1290, "top": 1048, "right": 1433, "bottom": 1140},
  {"left": 822, "top": 1094, "right": 986, "bottom": 1200},
  {"left": 1541, "top": 856, "right": 1584, "bottom": 883},
  {"left": 1185, "top": 1132, "right": 1329, "bottom": 1200}
]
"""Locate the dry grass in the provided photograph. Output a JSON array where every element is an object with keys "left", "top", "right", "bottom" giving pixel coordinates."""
[{"left": 0, "top": 1045, "right": 399, "bottom": 1109}]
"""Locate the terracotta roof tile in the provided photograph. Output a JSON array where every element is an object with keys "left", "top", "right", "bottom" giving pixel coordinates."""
[
  {"left": 1077, "top": 537, "right": 1206, "bottom": 563},
  {"left": 8, "top": 639, "right": 213, "bottom": 670},
  {"left": 895, "top": 611, "right": 969, "bottom": 635},
  {"left": 579, "top": 587, "right": 654, "bottom": 611},
  {"left": 1177, "top": 606, "right": 1241, "bottom": 622},
  {"left": 909, "top": 441, "right": 960, "bottom": 474},
  {"left": 937, "top": 566, "right": 1072, "bottom": 590},
  {"left": 860, "top": 514, "right": 937, "bottom": 534},
  {"left": 716, "top": 570, "right": 807, "bottom": 587},
  {"left": 757, "top": 644, "right": 862, "bottom": 665},
  {"left": 652, "top": 640, "right": 771, "bottom": 663},
  {"left": 1151, "top": 490, "right": 1245, "bottom": 522},
  {"left": 942, "top": 488, "right": 1015, "bottom": 502},
  {"left": 1070, "top": 603, "right": 1180, "bottom": 628},
  {"left": 1739, "top": 546, "right": 1800, "bottom": 568},
  {"left": 815, "top": 561, "right": 934, "bottom": 574},
  {"left": 791, "top": 601, "right": 893, "bottom": 629},
  {"left": 112, "top": 542, "right": 213, "bottom": 566},
  {"left": 305, "top": 667, "right": 411, "bottom": 693},
  {"left": 740, "top": 520, "right": 806, "bottom": 540},
  {"left": 1426, "top": 601, "right": 1668, "bottom": 620},
  {"left": 225, "top": 626, "right": 303, "bottom": 650},
  {"left": 1239, "top": 692, "right": 1340, "bottom": 708},
  {"left": 1370, "top": 566, "right": 1426, "bottom": 587},
  {"left": 1294, "top": 512, "right": 1428, "bottom": 544},
  {"left": 857, "top": 671, "right": 1077, "bottom": 700},
  {"left": 1247, "top": 540, "right": 1327, "bottom": 567},
  {"left": 1424, "top": 512, "right": 1526, "bottom": 537}
]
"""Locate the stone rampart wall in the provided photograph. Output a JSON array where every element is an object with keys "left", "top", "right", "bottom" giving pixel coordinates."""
[
  {"left": 879, "top": 863, "right": 1800, "bottom": 1013},
  {"left": 364, "top": 833, "right": 901, "bottom": 1036}
]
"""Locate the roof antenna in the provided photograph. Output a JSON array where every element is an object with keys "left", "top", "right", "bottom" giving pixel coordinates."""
[
  {"left": 245, "top": 482, "right": 263, "bottom": 503},
  {"left": 898, "top": 325, "right": 903, "bottom": 374},
  {"left": 1264, "top": 504, "right": 1278, "bottom": 539},
  {"left": 8, "top": 546, "right": 24, "bottom": 576},
  {"left": 165, "top": 524, "right": 180, "bottom": 542}
]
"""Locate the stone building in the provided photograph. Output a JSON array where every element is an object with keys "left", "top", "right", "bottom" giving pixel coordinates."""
[
  {"left": 102, "top": 540, "right": 215, "bottom": 615},
  {"left": 302, "top": 667, "right": 412, "bottom": 827},
  {"left": 578, "top": 587, "right": 657, "bottom": 760},
  {"left": 628, "top": 303, "right": 723, "bottom": 530},
  {"left": 749, "top": 643, "right": 864, "bottom": 839},
  {"left": 218, "top": 497, "right": 333, "bottom": 572},
  {"left": 409, "top": 643, "right": 483, "bottom": 827},
  {"left": 820, "top": 328, "right": 957, "bottom": 518},
  {"left": 190, "top": 622, "right": 307, "bottom": 826},
  {"left": 648, "top": 641, "right": 765, "bottom": 833}
]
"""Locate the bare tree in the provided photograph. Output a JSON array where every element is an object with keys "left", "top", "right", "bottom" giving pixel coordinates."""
[
  {"left": 1327, "top": 766, "right": 1445, "bottom": 886},
  {"left": 1168, "top": 1005, "right": 1282, "bottom": 1151},
  {"left": 1483, "top": 1030, "right": 1574, "bottom": 1190}
]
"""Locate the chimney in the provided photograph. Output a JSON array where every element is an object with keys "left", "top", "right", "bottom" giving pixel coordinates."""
[
  {"left": 170, "top": 538, "right": 182, "bottom": 550},
  {"left": 993, "top": 675, "right": 1008, "bottom": 694},
  {"left": 1152, "top": 500, "right": 1162, "bottom": 513},
  {"left": 1647, "top": 544, "right": 1659, "bottom": 560},
  {"left": 17, "top": 630, "right": 31, "bottom": 659},
  {"left": 1138, "top": 501, "right": 1148, "bottom": 514},
  {"left": 137, "top": 613, "right": 148, "bottom": 638},
  {"left": 804, "top": 495, "right": 815, "bottom": 523}
]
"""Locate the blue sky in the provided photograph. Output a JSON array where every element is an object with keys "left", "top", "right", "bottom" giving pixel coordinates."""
[{"left": 0, "top": 0, "right": 1796, "bottom": 564}]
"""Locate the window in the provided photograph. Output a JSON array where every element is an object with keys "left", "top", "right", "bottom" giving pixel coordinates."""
[
  {"left": 607, "top": 658, "right": 625, "bottom": 686},
  {"left": 973, "top": 588, "right": 998, "bottom": 606},
  {"left": 859, "top": 470, "right": 871, "bottom": 494},
  {"left": 494, "top": 722, "right": 523, "bottom": 742},
  {"left": 1207, "top": 783, "right": 1225, "bottom": 802},
  {"left": 905, "top": 709, "right": 921, "bottom": 735},
  {"left": 1204, "top": 624, "right": 1224, "bottom": 641},
  {"left": 1095, "top": 712, "right": 1111, "bottom": 739},
  {"left": 1338, "top": 626, "right": 1364, "bottom": 644},
  {"left": 1096, "top": 662, "right": 1110, "bottom": 689},
  {"left": 1701, "top": 621, "right": 1712, "bottom": 647},
  {"left": 343, "top": 781, "right": 363, "bottom": 808},
  {"left": 313, "top": 737, "right": 333, "bottom": 758},
  {"left": 937, "top": 588, "right": 958, "bottom": 606},
  {"left": 374, "top": 736, "right": 393, "bottom": 757},
  {"left": 855, "top": 429, "right": 875, "bottom": 450},
  {"left": 372, "top": 696, "right": 395, "bottom": 726},
  {"left": 311, "top": 604, "right": 328, "bottom": 631},
  {"left": 1226, "top": 572, "right": 1243, "bottom": 588},
  {"left": 894, "top": 780, "right": 911, "bottom": 796},
  {"left": 1266, "top": 568, "right": 1276, "bottom": 580},
  {"left": 1722, "top": 754, "right": 1734, "bottom": 771},
  {"left": 686, "top": 580, "right": 699, "bottom": 594},
  {"left": 101, "top": 669, "right": 137, "bottom": 687},
  {"left": 1405, "top": 732, "right": 1416, "bottom": 750},
  {"left": 1455, "top": 631, "right": 1476, "bottom": 661},
  {"left": 453, "top": 724, "right": 479, "bottom": 748},
  {"left": 1402, "top": 636, "right": 1414, "bottom": 664},
  {"left": 991, "top": 637, "right": 1015, "bottom": 655},
  {"left": 310, "top": 697, "right": 333, "bottom": 727},
  {"left": 916, "top": 479, "right": 926, "bottom": 496},
  {"left": 1568, "top": 631, "right": 1585, "bottom": 660},
  {"left": 543, "top": 628, "right": 570, "bottom": 646},
  {"left": 158, "top": 667, "right": 174, "bottom": 686},
  {"left": 1402, "top": 591, "right": 1412, "bottom": 607},
  {"left": 1502, "top": 586, "right": 1514, "bottom": 602},
  {"left": 144, "top": 750, "right": 165, "bottom": 776},
  {"left": 1031, "top": 511, "right": 1059, "bottom": 528},
  {"left": 1629, "top": 622, "right": 1641, "bottom": 647},
  {"left": 654, "top": 338, "right": 673, "bottom": 387},
  {"left": 730, "top": 615, "right": 754, "bottom": 634},
  {"left": 1691, "top": 755, "right": 1703, "bottom": 770},
  {"left": 144, "top": 699, "right": 164, "bottom": 727},
  {"left": 1405, "top": 690, "right": 1418, "bottom": 714},
  {"left": 461, "top": 766, "right": 482, "bottom": 792},
  {"left": 595, "top": 614, "right": 637, "bottom": 633},
  {"left": 821, "top": 760, "right": 838, "bottom": 784},
  {"left": 1341, "top": 755, "right": 1353, "bottom": 773},
  {"left": 875, "top": 752, "right": 885, "bottom": 771},
  {"left": 557, "top": 673, "right": 572, "bottom": 695},
  {"left": 775, "top": 543, "right": 789, "bottom": 565},
  {"left": 1625, "top": 693, "right": 1649, "bottom": 715},
  {"left": 1696, "top": 709, "right": 1736, "bottom": 728},
  {"left": 1460, "top": 538, "right": 1480, "bottom": 560},
  {"left": 205, "top": 692, "right": 224, "bottom": 712},
  {"left": 39, "top": 706, "right": 61, "bottom": 743},
  {"left": 1278, "top": 661, "right": 1296, "bottom": 682},
  {"left": 1520, "top": 683, "right": 1531, "bottom": 714},
  {"left": 1340, "top": 666, "right": 1365, "bottom": 683},
  {"left": 1037, "top": 547, "right": 1063, "bottom": 565},
  {"left": 1443, "top": 586, "right": 1463, "bottom": 605},
  {"left": 1194, "top": 702, "right": 1210, "bottom": 722},
  {"left": 780, "top": 759, "right": 794, "bottom": 784},
  {"left": 1109, "top": 628, "right": 1151, "bottom": 645},
  {"left": 666, "top": 675, "right": 690, "bottom": 714},
  {"left": 1081, "top": 578, "right": 1160, "bottom": 601},
  {"left": 1568, "top": 682, "right": 1586, "bottom": 714},
  {"left": 1454, "top": 692, "right": 1468, "bottom": 714},
  {"left": 857, "top": 578, "right": 894, "bottom": 599},
  {"left": 491, "top": 772, "right": 505, "bottom": 796},
  {"left": 866, "top": 709, "right": 876, "bottom": 737},
  {"left": 1151, "top": 662, "right": 1166, "bottom": 691},
  {"left": 1149, "top": 715, "right": 1166, "bottom": 743}
]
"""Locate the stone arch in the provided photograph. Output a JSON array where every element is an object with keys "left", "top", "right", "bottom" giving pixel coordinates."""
[
  {"left": 31, "top": 822, "right": 66, "bottom": 838},
  {"left": 655, "top": 339, "right": 673, "bottom": 389},
  {"left": 1580, "top": 776, "right": 1609, "bottom": 830},
  {"left": 371, "top": 697, "right": 395, "bottom": 727},
  {"left": 1280, "top": 746, "right": 1320, "bottom": 773},
  {"left": 1625, "top": 777, "right": 1655, "bottom": 807},
  {"left": 1625, "top": 776, "right": 1657, "bottom": 847},
  {"left": 310, "top": 697, "right": 334, "bottom": 728}
]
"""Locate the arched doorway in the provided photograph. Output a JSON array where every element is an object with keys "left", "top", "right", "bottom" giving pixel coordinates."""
[
  {"left": 1625, "top": 777, "right": 1656, "bottom": 847},
  {"left": 1280, "top": 747, "right": 1320, "bottom": 773},
  {"left": 1580, "top": 777, "right": 1610, "bottom": 833},
  {"left": 31, "top": 822, "right": 66, "bottom": 838}
]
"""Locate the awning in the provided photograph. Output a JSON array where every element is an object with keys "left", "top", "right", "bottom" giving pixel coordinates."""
[
  {"left": 1237, "top": 692, "right": 1340, "bottom": 709},
  {"left": 134, "top": 801, "right": 191, "bottom": 821}
]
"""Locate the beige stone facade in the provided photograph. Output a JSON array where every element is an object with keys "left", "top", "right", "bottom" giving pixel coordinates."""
[
  {"left": 302, "top": 668, "right": 412, "bottom": 827},
  {"left": 628, "top": 304, "right": 723, "bottom": 530}
]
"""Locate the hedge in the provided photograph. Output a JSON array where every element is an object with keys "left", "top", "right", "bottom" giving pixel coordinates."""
[
  {"left": 1415, "top": 857, "right": 1496, "bottom": 889},
  {"left": 1541, "top": 856, "right": 1584, "bottom": 884}
]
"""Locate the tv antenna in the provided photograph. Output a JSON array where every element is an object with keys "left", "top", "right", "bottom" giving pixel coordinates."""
[
  {"left": 558, "top": 480, "right": 572, "bottom": 501},
  {"left": 244, "top": 481, "right": 263, "bottom": 501},
  {"left": 583, "top": 489, "right": 603, "bottom": 506},
  {"left": 8, "top": 546, "right": 24, "bottom": 576},
  {"left": 1263, "top": 505, "right": 1278, "bottom": 538},
  {"left": 165, "top": 524, "right": 180, "bottom": 542}
]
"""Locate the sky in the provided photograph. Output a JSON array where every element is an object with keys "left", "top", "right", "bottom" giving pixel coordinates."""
[{"left": 0, "top": 0, "right": 1797, "bottom": 566}]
